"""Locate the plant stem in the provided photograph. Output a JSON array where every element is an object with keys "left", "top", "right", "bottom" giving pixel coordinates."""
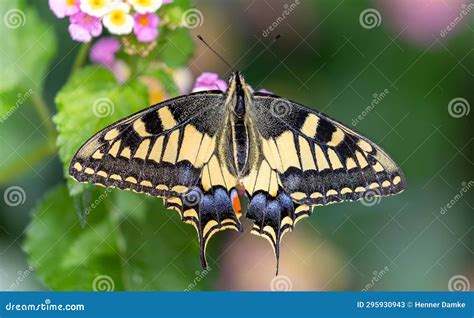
[
  {"left": 0, "top": 143, "right": 56, "bottom": 185},
  {"left": 71, "top": 43, "right": 90, "bottom": 76},
  {"left": 5, "top": 82, "right": 60, "bottom": 185},
  {"left": 0, "top": 44, "right": 91, "bottom": 185},
  {"left": 31, "top": 93, "right": 56, "bottom": 142},
  {"left": 2, "top": 45, "right": 90, "bottom": 184}
]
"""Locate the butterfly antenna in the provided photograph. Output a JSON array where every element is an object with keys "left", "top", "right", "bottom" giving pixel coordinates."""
[
  {"left": 197, "top": 35, "right": 234, "bottom": 71},
  {"left": 268, "top": 34, "right": 281, "bottom": 58}
]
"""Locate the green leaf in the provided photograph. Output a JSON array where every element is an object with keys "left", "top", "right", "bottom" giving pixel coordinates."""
[
  {"left": 0, "top": 0, "right": 56, "bottom": 95},
  {"left": 24, "top": 186, "right": 125, "bottom": 290},
  {"left": 114, "top": 192, "right": 217, "bottom": 290},
  {"left": 156, "top": 28, "right": 194, "bottom": 68},
  {"left": 24, "top": 186, "right": 217, "bottom": 290},
  {"left": 53, "top": 66, "right": 149, "bottom": 193}
]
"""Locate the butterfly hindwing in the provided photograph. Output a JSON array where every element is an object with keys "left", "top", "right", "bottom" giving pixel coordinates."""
[{"left": 69, "top": 91, "right": 242, "bottom": 267}]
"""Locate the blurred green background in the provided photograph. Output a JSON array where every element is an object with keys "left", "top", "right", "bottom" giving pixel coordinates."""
[{"left": 0, "top": 0, "right": 472, "bottom": 291}]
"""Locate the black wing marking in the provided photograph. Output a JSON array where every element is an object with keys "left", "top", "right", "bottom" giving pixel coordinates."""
[{"left": 69, "top": 91, "right": 242, "bottom": 268}]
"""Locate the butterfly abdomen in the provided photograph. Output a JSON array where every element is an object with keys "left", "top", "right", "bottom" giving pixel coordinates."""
[{"left": 231, "top": 118, "right": 250, "bottom": 175}]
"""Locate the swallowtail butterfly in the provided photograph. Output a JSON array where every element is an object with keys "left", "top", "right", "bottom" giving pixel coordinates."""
[{"left": 70, "top": 71, "right": 405, "bottom": 273}]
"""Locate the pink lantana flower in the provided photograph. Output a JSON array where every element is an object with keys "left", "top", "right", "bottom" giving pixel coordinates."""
[
  {"left": 68, "top": 12, "right": 102, "bottom": 42},
  {"left": 89, "top": 37, "right": 121, "bottom": 68},
  {"left": 49, "top": 0, "right": 80, "bottom": 18},
  {"left": 133, "top": 13, "right": 160, "bottom": 43},
  {"left": 192, "top": 72, "right": 228, "bottom": 92},
  {"left": 90, "top": 37, "right": 130, "bottom": 83}
]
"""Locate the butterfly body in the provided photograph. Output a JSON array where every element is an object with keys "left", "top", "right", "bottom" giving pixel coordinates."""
[{"left": 70, "top": 71, "right": 405, "bottom": 272}]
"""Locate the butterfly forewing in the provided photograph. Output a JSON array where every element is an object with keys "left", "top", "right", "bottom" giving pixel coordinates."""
[{"left": 251, "top": 92, "right": 405, "bottom": 206}]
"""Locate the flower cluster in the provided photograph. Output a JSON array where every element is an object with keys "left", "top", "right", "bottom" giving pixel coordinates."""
[{"left": 49, "top": 0, "right": 172, "bottom": 43}]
